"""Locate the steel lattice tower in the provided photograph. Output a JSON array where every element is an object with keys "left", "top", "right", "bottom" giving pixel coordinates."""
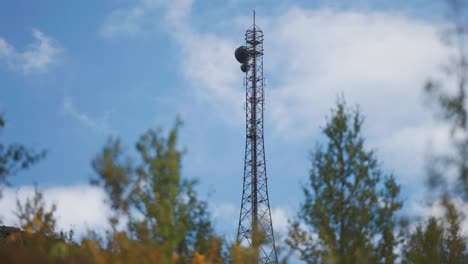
[{"left": 235, "top": 12, "right": 278, "bottom": 264}]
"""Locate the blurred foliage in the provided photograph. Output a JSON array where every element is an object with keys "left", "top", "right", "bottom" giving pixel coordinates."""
[
  {"left": 287, "top": 99, "right": 404, "bottom": 264},
  {"left": 419, "top": 1, "right": 468, "bottom": 261},
  {"left": 424, "top": 0, "right": 468, "bottom": 198},
  {"left": 0, "top": 189, "right": 239, "bottom": 264},
  {"left": 403, "top": 198, "right": 467, "bottom": 263},
  {"left": 90, "top": 120, "right": 223, "bottom": 263},
  {"left": 15, "top": 186, "right": 59, "bottom": 237},
  {"left": 0, "top": 120, "right": 265, "bottom": 263},
  {"left": 0, "top": 115, "right": 45, "bottom": 188}
]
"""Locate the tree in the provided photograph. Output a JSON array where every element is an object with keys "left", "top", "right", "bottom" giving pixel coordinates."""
[
  {"left": 403, "top": 217, "right": 445, "bottom": 264},
  {"left": 1, "top": 120, "right": 261, "bottom": 264},
  {"left": 442, "top": 199, "right": 467, "bottom": 263},
  {"left": 15, "top": 187, "right": 58, "bottom": 237},
  {"left": 91, "top": 120, "right": 223, "bottom": 263},
  {"left": 403, "top": 199, "right": 467, "bottom": 264},
  {"left": 287, "top": 99, "right": 403, "bottom": 264},
  {"left": 417, "top": 1, "right": 468, "bottom": 261},
  {"left": 424, "top": 0, "right": 468, "bottom": 197},
  {"left": 401, "top": 1, "right": 468, "bottom": 262},
  {"left": 0, "top": 115, "right": 44, "bottom": 189}
]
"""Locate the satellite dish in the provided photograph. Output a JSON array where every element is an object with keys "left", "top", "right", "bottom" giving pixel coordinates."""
[
  {"left": 240, "top": 62, "right": 249, "bottom": 72},
  {"left": 235, "top": 46, "right": 249, "bottom": 63}
]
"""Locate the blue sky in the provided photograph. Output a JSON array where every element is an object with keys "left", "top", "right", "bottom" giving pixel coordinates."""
[{"left": 0, "top": 0, "right": 462, "bottom": 252}]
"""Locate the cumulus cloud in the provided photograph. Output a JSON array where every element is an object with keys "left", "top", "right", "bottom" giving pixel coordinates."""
[
  {"left": 62, "top": 97, "right": 113, "bottom": 133},
  {"left": 0, "top": 185, "right": 109, "bottom": 237},
  {"left": 408, "top": 196, "right": 468, "bottom": 234},
  {"left": 263, "top": 9, "right": 447, "bottom": 137},
  {"left": 0, "top": 29, "right": 62, "bottom": 74}
]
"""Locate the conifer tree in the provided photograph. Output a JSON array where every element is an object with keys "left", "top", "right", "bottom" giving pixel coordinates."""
[
  {"left": 404, "top": 217, "right": 445, "bottom": 264},
  {"left": 287, "top": 99, "right": 403, "bottom": 264},
  {"left": 403, "top": 199, "right": 467, "bottom": 264}
]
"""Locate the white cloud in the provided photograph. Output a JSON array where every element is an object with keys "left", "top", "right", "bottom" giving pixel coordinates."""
[
  {"left": 271, "top": 207, "right": 292, "bottom": 238},
  {"left": 178, "top": 33, "right": 243, "bottom": 123},
  {"left": 0, "top": 185, "right": 109, "bottom": 237},
  {"left": 211, "top": 202, "right": 237, "bottom": 231},
  {"left": 0, "top": 29, "right": 62, "bottom": 74},
  {"left": 408, "top": 196, "right": 468, "bottom": 234},
  {"left": 100, "top": 6, "right": 149, "bottom": 37},
  {"left": 375, "top": 123, "right": 451, "bottom": 185},
  {"left": 0, "top": 38, "right": 14, "bottom": 58},
  {"left": 211, "top": 201, "right": 293, "bottom": 243},
  {"left": 100, "top": 0, "right": 193, "bottom": 38},
  {"left": 263, "top": 9, "right": 447, "bottom": 138},
  {"left": 62, "top": 97, "right": 113, "bottom": 133},
  {"left": 101, "top": 0, "right": 243, "bottom": 123}
]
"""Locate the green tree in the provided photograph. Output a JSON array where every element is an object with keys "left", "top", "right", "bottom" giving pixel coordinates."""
[
  {"left": 0, "top": 115, "right": 44, "bottom": 189},
  {"left": 91, "top": 120, "right": 223, "bottom": 263},
  {"left": 287, "top": 100, "right": 403, "bottom": 264},
  {"left": 403, "top": 217, "right": 445, "bottom": 264},
  {"left": 403, "top": 199, "right": 467, "bottom": 264},
  {"left": 442, "top": 199, "right": 467, "bottom": 263},
  {"left": 0, "top": 187, "right": 80, "bottom": 264},
  {"left": 1, "top": 120, "right": 259, "bottom": 264}
]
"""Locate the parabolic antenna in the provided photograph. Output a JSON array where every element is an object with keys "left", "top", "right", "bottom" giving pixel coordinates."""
[
  {"left": 240, "top": 62, "right": 249, "bottom": 72},
  {"left": 235, "top": 46, "right": 249, "bottom": 63}
]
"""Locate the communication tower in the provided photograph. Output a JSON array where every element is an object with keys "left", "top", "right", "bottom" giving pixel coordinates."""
[{"left": 234, "top": 11, "right": 278, "bottom": 264}]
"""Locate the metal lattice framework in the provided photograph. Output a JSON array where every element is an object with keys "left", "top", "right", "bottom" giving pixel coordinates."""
[{"left": 237, "top": 13, "right": 278, "bottom": 264}]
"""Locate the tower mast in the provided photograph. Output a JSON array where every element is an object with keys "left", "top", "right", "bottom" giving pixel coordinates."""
[{"left": 234, "top": 11, "right": 278, "bottom": 264}]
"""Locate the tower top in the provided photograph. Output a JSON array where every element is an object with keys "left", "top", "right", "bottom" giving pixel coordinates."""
[{"left": 253, "top": 10, "right": 256, "bottom": 25}]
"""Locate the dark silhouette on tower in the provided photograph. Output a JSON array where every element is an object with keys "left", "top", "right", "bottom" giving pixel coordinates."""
[{"left": 234, "top": 11, "right": 278, "bottom": 264}]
